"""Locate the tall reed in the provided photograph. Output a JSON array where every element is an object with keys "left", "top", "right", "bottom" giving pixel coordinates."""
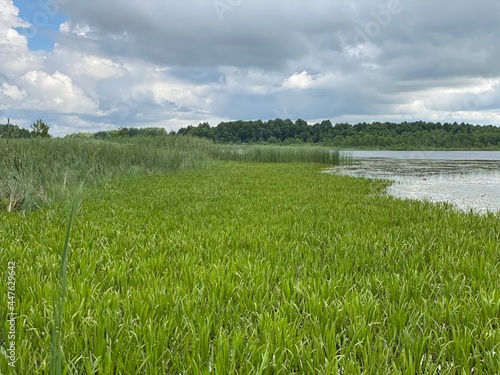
[
  {"left": 212, "top": 145, "right": 349, "bottom": 165},
  {"left": 0, "top": 136, "right": 216, "bottom": 212}
]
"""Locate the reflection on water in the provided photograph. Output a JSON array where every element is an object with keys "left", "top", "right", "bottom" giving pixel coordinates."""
[{"left": 332, "top": 152, "right": 500, "bottom": 213}]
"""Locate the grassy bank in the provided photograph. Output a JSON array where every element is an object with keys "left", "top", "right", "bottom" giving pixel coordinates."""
[
  {"left": 1, "top": 162, "right": 499, "bottom": 373},
  {"left": 0, "top": 136, "right": 217, "bottom": 212},
  {"left": 0, "top": 139, "right": 347, "bottom": 213}
]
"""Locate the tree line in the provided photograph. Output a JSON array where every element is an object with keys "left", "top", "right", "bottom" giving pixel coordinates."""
[
  {"left": 0, "top": 119, "right": 51, "bottom": 138},
  {"left": 3, "top": 118, "right": 500, "bottom": 149},
  {"left": 176, "top": 119, "right": 500, "bottom": 149}
]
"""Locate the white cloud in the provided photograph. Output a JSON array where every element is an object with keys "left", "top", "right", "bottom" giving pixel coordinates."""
[
  {"left": 282, "top": 71, "right": 339, "bottom": 90},
  {"left": 150, "top": 80, "right": 208, "bottom": 111},
  {"left": 1, "top": 82, "right": 26, "bottom": 100},
  {"left": 0, "top": 0, "right": 29, "bottom": 28},
  {"left": 283, "top": 71, "right": 316, "bottom": 90},
  {"left": 72, "top": 55, "right": 126, "bottom": 80},
  {"left": 1, "top": 0, "right": 500, "bottom": 135},
  {"left": 59, "top": 21, "right": 101, "bottom": 39},
  {"left": 0, "top": 1, "right": 42, "bottom": 76},
  {"left": 19, "top": 70, "right": 98, "bottom": 113}
]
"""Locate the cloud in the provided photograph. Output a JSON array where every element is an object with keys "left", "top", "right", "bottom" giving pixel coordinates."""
[
  {"left": 19, "top": 70, "right": 98, "bottom": 113},
  {"left": 0, "top": 2, "right": 41, "bottom": 76},
  {"left": 1, "top": 0, "right": 499, "bottom": 136},
  {"left": 282, "top": 71, "right": 340, "bottom": 90},
  {"left": 1, "top": 82, "right": 26, "bottom": 100}
]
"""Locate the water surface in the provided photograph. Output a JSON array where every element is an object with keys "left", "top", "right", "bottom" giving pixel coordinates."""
[
  {"left": 349, "top": 150, "right": 500, "bottom": 160},
  {"left": 332, "top": 151, "right": 500, "bottom": 213}
]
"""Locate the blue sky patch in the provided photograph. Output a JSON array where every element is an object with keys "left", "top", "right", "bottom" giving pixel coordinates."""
[{"left": 14, "top": 0, "right": 67, "bottom": 51}]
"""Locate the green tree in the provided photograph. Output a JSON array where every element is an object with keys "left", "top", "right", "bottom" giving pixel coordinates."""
[
  {"left": 0, "top": 123, "right": 32, "bottom": 138},
  {"left": 31, "top": 119, "right": 51, "bottom": 138}
]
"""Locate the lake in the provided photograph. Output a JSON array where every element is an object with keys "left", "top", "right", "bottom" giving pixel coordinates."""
[{"left": 330, "top": 151, "right": 500, "bottom": 213}]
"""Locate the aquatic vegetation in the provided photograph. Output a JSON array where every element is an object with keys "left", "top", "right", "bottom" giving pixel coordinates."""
[
  {"left": 212, "top": 144, "right": 351, "bottom": 164},
  {"left": 1, "top": 162, "right": 499, "bottom": 373}
]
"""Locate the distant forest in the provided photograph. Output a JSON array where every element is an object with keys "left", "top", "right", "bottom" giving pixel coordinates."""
[
  {"left": 177, "top": 120, "right": 500, "bottom": 149},
  {"left": 0, "top": 123, "right": 33, "bottom": 138},
  {"left": 3, "top": 120, "right": 500, "bottom": 149},
  {"left": 0, "top": 119, "right": 51, "bottom": 138}
]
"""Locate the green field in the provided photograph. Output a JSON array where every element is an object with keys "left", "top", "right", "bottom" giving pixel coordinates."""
[{"left": 1, "top": 141, "right": 499, "bottom": 373}]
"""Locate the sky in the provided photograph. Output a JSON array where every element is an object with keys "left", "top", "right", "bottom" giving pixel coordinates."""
[{"left": 1, "top": 0, "right": 500, "bottom": 136}]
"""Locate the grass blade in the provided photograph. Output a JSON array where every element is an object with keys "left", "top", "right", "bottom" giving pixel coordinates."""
[{"left": 50, "top": 181, "right": 84, "bottom": 375}]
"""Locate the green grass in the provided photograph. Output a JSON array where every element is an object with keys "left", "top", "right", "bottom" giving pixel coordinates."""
[
  {"left": 50, "top": 182, "right": 84, "bottom": 375},
  {"left": 0, "top": 139, "right": 347, "bottom": 214},
  {"left": 1, "top": 162, "right": 499, "bottom": 373},
  {"left": 0, "top": 136, "right": 217, "bottom": 212}
]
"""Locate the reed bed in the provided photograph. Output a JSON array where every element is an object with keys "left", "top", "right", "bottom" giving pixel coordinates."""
[
  {"left": 0, "top": 137, "right": 216, "bottom": 212},
  {"left": 212, "top": 145, "right": 351, "bottom": 165},
  {"left": 1, "top": 162, "right": 499, "bottom": 373}
]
